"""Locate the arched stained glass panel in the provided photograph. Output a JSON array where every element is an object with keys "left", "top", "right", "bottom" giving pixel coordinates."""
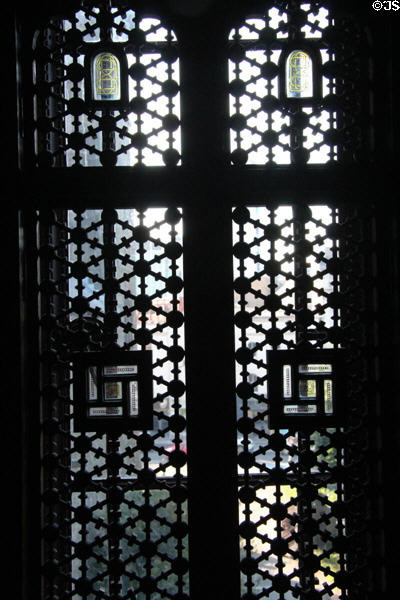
[
  {"left": 286, "top": 50, "right": 313, "bottom": 98},
  {"left": 93, "top": 52, "right": 121, "bottom": 100}
]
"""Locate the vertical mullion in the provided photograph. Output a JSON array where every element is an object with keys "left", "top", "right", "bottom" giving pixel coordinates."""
[
  {"left": 184, "top": 197, "right": 240, "bottom": 600},
  {"left": 179, "top": 14, "right": 240, "bottom": 600}
]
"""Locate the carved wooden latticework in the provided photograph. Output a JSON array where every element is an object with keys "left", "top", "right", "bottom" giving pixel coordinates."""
[
  {"left": 32, "top": 2, "right": 181, "bottom": 167},
  {"left": 20, "top": 2, "right": 385, "bottom": 600},
  {"left": 233, "top": 202, "right": 379, "bottom": 598},
  {"left": 38, "top": 207, "right": 188, "bottom": 599},
  {"left": 228, "top": 3, "right": 366, "bottom": 165}
]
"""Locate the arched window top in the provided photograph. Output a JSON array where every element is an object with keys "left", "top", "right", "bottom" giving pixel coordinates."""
[
  {"left": 228, "top": 2, "right": 366, "bottom": 166},
  {"left": 228, "top": 4, "right": 329, "bottom": 41},
  {"left": 62, "top": 8, "right": 177, "bottom": 44},
  {"left": 32, "top": 2, "right": 181, "bottom": 167}
]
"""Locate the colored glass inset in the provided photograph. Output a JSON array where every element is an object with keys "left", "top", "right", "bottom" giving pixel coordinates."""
[
  {"left": 283, "top": 365, "right": 292, "bottom": 397},
  {"left": 324, "top": 379, "right": 333, "bottom": 414},
  {"left": 299, "top": 364, "right": 332, "bottom": 374},
  {"left": 104, "top": 381, "right": 123, "bottom": 400},
  {"left": 286, "top": 50, "right": 313, "bottom": 98},
  {"left": 284, "top": 404, "right": 317, "bottom": 415},
  {"left": 88, "top": 366, "right": 97, "bottom": 400},
  {"left": 104, "top": 365, "right": 138, "bottom": 376},
  {"left": 129, "top": 381, "right": 139, "bottom": 416},
  {"left": 93, "top": 53, "right": 120, "bottom": 100},
  {"left": 89, "top": 406, "right": 123, "bottom": 417},
  {"left": 299, "top": 379, "right": 317, "bottom": 398}
]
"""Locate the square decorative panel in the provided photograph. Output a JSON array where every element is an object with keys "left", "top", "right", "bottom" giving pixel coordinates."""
[
  {"left": 268, "top": 349, "right": 345, "bottom": 428},
  {"left": 73, "top": 350, "right": 153, "bottom": 432}
]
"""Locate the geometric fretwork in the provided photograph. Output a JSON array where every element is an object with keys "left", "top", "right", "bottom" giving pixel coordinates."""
[
  {"left": 38, "top": 207, "right": 188, "bottom": 599},
  {"left": 228, "top": 3, "right": 368, "bottom": 165},
  {"left": 32, "top": 2, "right": 181, "bottom": 167},
  {"left": 233, "top": 203, "right": 378, "bottom": 598}
]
